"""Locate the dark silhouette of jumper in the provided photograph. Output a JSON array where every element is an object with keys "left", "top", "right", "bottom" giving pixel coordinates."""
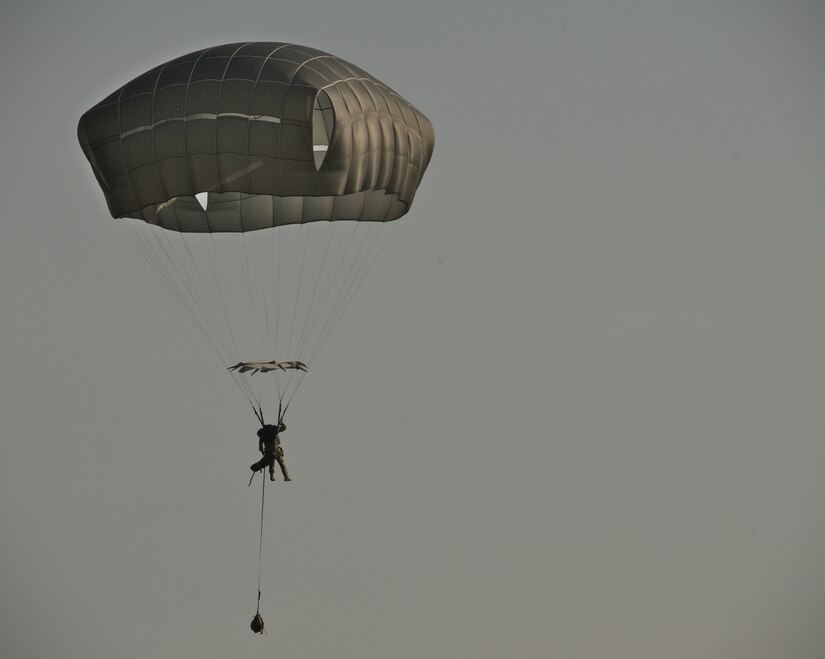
[{"left": 250, "top": 422, "right": 290, "bottom": 482}]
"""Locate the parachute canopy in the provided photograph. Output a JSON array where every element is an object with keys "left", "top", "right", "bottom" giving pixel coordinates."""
[
  {"left": 77, "top": 42, "right": 434, "bottom": 231},
  {"left": 78, "top": 43, "right": 434, "bottom": 414}
]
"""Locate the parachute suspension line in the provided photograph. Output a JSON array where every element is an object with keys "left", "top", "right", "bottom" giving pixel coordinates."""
[
  {"left": 322, "top": 221, "right": 398, "bottom": 356},
  {"left": 180, "top": 233, "right": 259, "bottom": 404},
  {"left": 291, "top": 220, "right": 337, "bottom": 359},
  {"left": 173, "top": 233, "right": 261, "bottom": 407},
  {"left": 135, "top": 221, "right": 268, "bottom": 410},
  {"left": 310, "top": 222, "right": 383, "bottom": 359},
  {"left": 279, "top": 221, "right": 327, "bottom": 404},
  {"left": 287, "top": 223, "right": 312, "bottom": 366},
  {"left": 272, "top": 225, "right": 304, "bottom": 405},
  {"left": 230, "top": 230, "right": 273, "bottom": 411},
  {"left": 273, "top": 226, "right": 282, "bottom": 389},
  {"left": 288, "top": 221, "right": 337, "bottom": 397},
  {"left": 123, "top": 217, "right": 393, "bottom": 415},
  {"left": 265, "top": 218, "right": 277, "bottom": 350},
  {"left": 122, "top": 224, "right": 209, "bottom": 348},
  {"left": 165, "top": 231, "right": 238, "bottom": 364},
  {"left": 122, "top": 216, "right": 394, "bottom": 416},
  {"left": 285, "top": 221, "right": 397, "bottom": 410},
  {"left": 153, "top": 231, "right": 214, "bottom": 333},
  {"left": 197, "top": 229, "right": 259, "bottom": 407},
  {"left": 309, "top": 221, "right": 394, "bottom": 365},
  {"left": 120, "top": 222, "right": 235, "bottom": 366},
  {"left": 272, "top": 228, "right": 287, "bottom": 404},
  {"left": 273, "top": 225, "right": 299, "bottom": 405},
  {"left": 150, "top": 225, "right": 231, "bottom": 361},
  {"left": 279, "top": 221, "right": 358, "bottom": 404},
  {"left": 155, "top": 226, "right": 233, "bottom": 360},
  {"left": 254, "top": 230, "right": 281, "bottom": 408},
  {"left": 274, "top": 221, "right": 337, "bottom": 404},
  {"left": 302, "top": 223, "right": 356, "bottom": 353},
  {"left": 236, "top": 231, "right": 264, "bottom": 358},
  {"left": 287, "top": 224, "right": 306, "bottom": 399},
  {"left": 205, "top": 230, "right": 240, "bottom": 362},
  {"left": 252, "top": 403, "right": 265, "bottom": 426},
  {"left": 293, "top": 223, "right": 342, "bottom": 357},
  {"left": 281, "top": 222, "right": 376, "bottom": 409},
  {"left": 256, "top": 227, "right": 274, "bottom": 363},
  {"left": 314, "top": 223, "right": 374, "bottom": 343},
  {"left": 239, "top": 227, "right": 276, "bottom": 366},
  {"left": 124, "top": 222, "right": 255, "bottom": 408},
  {"left": 290, "top": 221, "right": 362, "bottom": 364},
  {"left": 246, "top": 228, "right": 264, "bottom": 356}
]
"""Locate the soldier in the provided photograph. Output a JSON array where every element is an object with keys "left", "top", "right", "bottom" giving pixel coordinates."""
[{"left": 249, "top": 421, "right": 291, "bottom": 482}]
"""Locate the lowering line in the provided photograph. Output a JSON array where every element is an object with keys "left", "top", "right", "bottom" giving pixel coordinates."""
[
  {"left": 250, "top": 401, "right": 282, "bottom": 634},
  {"left": 251, "top": 472, "right": 266, "bottom": 634},
  {"left": 257, "top": 471, "right": 266, "bottom": 612}
]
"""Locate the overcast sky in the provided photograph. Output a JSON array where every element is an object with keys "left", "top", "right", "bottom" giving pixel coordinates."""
[{"left": 3, "top": 1, "right": 825, "bottom": 657}]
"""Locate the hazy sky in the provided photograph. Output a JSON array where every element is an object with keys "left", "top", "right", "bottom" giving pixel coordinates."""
[{"left": 3, "top": 1, "right": 825, "bottom": 657}]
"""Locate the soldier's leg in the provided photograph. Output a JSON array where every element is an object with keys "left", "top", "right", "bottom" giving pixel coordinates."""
[{"left": 276, "top": 454, "right": 291, "bottom": 481}]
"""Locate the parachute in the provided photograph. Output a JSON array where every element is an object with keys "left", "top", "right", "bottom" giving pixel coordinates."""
[{"left": 78, "top": 42, "right": 434, "bottom": 417}]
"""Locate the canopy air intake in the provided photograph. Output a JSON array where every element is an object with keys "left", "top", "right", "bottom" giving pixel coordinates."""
[{"left": 312, "top": 90, "right": 334, "bottom": 170}]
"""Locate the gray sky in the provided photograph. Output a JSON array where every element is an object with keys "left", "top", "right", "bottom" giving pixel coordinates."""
[{"left": 3, "top": 1, "right": 825, "bottom": 657}]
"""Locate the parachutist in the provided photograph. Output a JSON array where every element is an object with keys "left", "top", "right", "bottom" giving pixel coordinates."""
[{"left": 250, "top": 421, "right": 291, "bottom": 482}]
